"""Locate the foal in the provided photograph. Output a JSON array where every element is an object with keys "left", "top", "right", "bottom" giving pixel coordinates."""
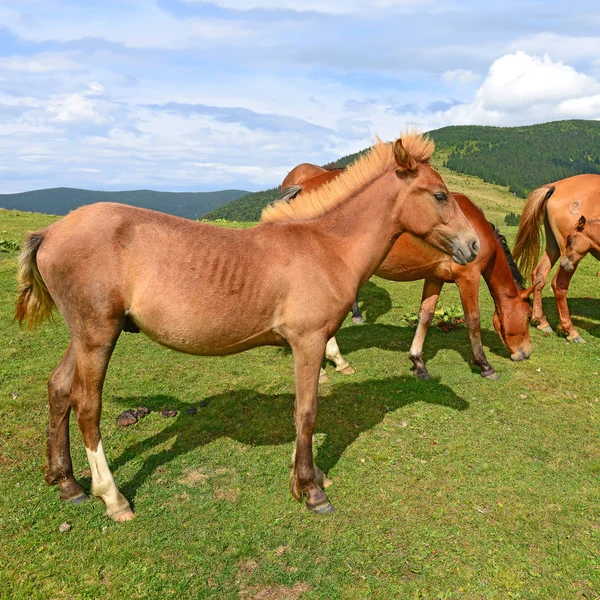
[
  {"left": 514, "top": 174, "right": 600, "bottom": 342},
  {"left": 16, "top": 133, "right": 479, "bottom": 521},
  {"left": 562, "top": 216, "right": 600, "bottom": 271}
]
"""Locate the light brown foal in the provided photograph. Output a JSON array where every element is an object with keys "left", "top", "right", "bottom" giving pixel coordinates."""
[
  {"left": 16, "top": 133, "right": 479, "bottom": 521},
  {"left": 562, "top": 216, "right": 600, "bottom": 272},
  {"left": 514, "top": 174, "right": 600, "bottom": 342}
]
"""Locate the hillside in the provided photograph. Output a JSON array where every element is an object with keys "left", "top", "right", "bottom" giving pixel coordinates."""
[
  {"left": 0, "top": 188, "right": 249, "bottom": 220},
  {"left": 205, "top": 119, "right": 600, "bottom": 222},
  {"left": 434, "top": 120, "right": 600, "bottom": 197}
]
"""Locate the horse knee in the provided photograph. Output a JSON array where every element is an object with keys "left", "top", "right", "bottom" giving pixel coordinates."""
[{"left": 418, "top": 308, "right": 434, "bottom": 323}]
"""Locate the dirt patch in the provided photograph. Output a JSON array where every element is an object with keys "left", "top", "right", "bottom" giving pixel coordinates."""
[
  {"left": 179, "top": 469, "right": 210, "bottom": 486},
  {"left": 240, "top": 582, "right": 311, "bottom": 600},
  {"left": 214, "top": 486, "right": 239, "bottom": 503},
  {"left": 238, "top": 559, "right": 258, "bottom": 573},
  {"left": 179, "top": 466, "right": 234, "bottom": 487}
]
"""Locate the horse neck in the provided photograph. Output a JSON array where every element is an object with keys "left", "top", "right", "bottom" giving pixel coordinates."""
[
  {"left": 312, "top": 170, "right": 402, "bottom": 286},
  {"left": 482, "top": 240, "right": 521, "bottom": 313}
]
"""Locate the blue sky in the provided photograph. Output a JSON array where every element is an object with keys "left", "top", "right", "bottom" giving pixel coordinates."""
[{"left": 1, "top": 0, "right": 599, "bottom": 193}]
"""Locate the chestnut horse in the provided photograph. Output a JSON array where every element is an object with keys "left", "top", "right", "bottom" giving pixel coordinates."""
[
  {"left": 562, "top": 215, "right": 600, "bottom": 271},
  {"left": 513, "top": 174, "right": 600, "bottom": 342},
  {"left": 278, "top": 165, "right": 533, "bottom": 379},
  {"left": 16, "top": 133, "right": 479, "bottom": 521}
]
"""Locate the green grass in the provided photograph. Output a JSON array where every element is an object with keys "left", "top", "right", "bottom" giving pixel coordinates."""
[{"left": 2, "top": 209, "right": 600, "bottom": 599}]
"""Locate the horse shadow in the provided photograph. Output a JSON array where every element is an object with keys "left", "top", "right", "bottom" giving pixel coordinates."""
[
  {"left": 109, "top": 376, "right": 468, "bottom": 503},
  {"left": 542, "top": 297, "right": 600, "bottom": 339},
  {"left": 335, "top": 322, "right": 513, "bottom": 376},
  {"left": 354, "top": 280, "right": 393, "bottom": 323}
]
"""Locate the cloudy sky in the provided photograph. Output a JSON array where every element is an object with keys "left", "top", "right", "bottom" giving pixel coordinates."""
[{"left": 1, "top": 0, "right": 599, "bottom": 193}]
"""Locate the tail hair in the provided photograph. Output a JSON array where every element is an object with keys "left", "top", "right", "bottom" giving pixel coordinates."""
[
  {"left": 15, "top": 232, "right": 55, "bottom": 328},
  {"left": 513, "top": 185, "right": 556, "bottom": 279}
]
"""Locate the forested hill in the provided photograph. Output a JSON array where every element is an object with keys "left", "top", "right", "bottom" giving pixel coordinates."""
[
  {"left": 0, "top": 188, "right": 249, "bottom": 220},
  {"left": 433, "top": 120, "right": 600, "bottom": 197},
  {"left": 204, "top": 119, "right": 600, "bottom": 221}
]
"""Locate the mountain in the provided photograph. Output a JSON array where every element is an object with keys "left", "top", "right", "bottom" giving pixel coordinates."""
[
  {"left": 0, "top": 188, "right": 249, "bottom": 220},
  {"left": 204, "top": 119, "right": 600, "bottom": 221}
]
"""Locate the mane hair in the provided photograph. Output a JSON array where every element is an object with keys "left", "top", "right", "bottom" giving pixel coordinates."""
[
  {"left": 261, "top": 131, "right": 435, "bottom": 223},
  {"left": 489, "top": 222, "right": 525, "bottom": 290}
]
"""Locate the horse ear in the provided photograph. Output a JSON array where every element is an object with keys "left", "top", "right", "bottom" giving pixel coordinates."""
[
  {"left": 394, "top": 139, "right": 416, "bottom": 171},
  {"left": 575, "top": 215, "right": 586, "bottom": 232},
  {"left": 521, "top": 282, "right": 538, "bottom": 299}
]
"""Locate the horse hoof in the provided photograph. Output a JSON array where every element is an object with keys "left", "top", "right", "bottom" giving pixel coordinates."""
[
  {"left": 319, "top": 372, "right": 329, "bottom": 384},
  {"left": 569, "top": 336, "right": 586, "bottom": 344},
  {"left": 308, "top": 501, "right": 334, "bottom": 514},
  {"left": 69, "top": 493, "right": 89, "bottom": 505},
  {"left": 340, "top": 365, "right": 355, "bottom": 375},
  {"left": 538, "top": 325, "right": 553, "bottom": 335},
  {"left": 416, "top": 371, "right": 431, "bottom": 381},
  {"left": 482, "top": 371, "right": 499, "bottom": 380},
  {"left": 352, "top": 316, "right": 365, "bottom": 324},
  {"left": 110, "top": 508, "right": 136, "bottom": 523}
]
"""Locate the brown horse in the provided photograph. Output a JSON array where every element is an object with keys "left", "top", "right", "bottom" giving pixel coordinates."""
[
  {"left": 16, "top": 133, "right": 479, "bottom": 521},
  {"left": 562, "top": 215, "right": 600, "bottom": 271},
  {"left": 278, "top": 165, "right": 533, "bottom": 379},
  {"left": 513, "top": 174, "right": 600, "bottom": 342}
]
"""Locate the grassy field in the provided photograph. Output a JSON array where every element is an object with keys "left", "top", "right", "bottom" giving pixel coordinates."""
[{"left": 2, "top": 208, "right": 600, "bottom": 599}]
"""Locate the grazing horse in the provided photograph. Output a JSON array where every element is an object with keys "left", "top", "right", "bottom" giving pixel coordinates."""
[
  {"left": 513, "top": 174, "right": 600, "bottom": 342},
  {"left": 280, "top": 163, "right": 533, "bottom": 380},
  {"left": 562, "top": 216, "right": 600, "bottom": 271},
  {"left": 278, "top": 165, "right": 533, "bottom": 379},
  {"left": 16, "top": 133, "right": 479, "bottom": 521}
]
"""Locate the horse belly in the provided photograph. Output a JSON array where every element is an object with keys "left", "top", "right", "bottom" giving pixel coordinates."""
[{"left": 129, "top": 291, "right": 285, "bottom": 356}]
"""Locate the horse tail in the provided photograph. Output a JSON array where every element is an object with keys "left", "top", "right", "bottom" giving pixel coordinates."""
[
  {"left": 513, "top": 185, "right": 556, "bottom": 279},
  {"left": 274, "top": 185, "right": 302, "bottom": 203},
  {"left": 15, "top": 232, "right": 55, "bottom": 329}
]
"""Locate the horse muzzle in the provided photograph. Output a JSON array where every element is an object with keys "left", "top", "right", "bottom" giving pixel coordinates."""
[
  {"left": 451, "top": 235, "right": 480, "bottom": 266},
  {"left": 560, "top": 257, "right": 575, "bottom": 272},
  {"left": 510, "top": 348, "right": 531, "bottom": 361}
]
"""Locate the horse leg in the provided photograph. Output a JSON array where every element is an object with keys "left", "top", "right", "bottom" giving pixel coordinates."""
[
  {"left": 552, "top": 264, "right": 584, "bottom": 342},
  {"left": 531, "top": 247, "right": 559, "bottom": 334},
  {"left": 70, "top": 333, "right": 134, "bottom": 522},
  {"left": 351, "top": 299, "right": 364, "bottom": 324},
  {"left": 289, "top": 334, "right": 333, "bottom": 513},
  {"left": 325, "top": 337, "right": 354, "bottom": 375},
  {"left": 409, "top": 279, "right": 443, "bottom": 380},
  {"left": 458, "top": 277, "right": 497, "bottom": 379},
  {"left": 45, "top": 342, "right": 87, "bottom": 503}
]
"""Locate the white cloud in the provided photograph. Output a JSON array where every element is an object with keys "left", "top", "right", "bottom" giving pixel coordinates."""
[
  {"left": 558, "top": 94, "right": 600, "bottom": 118},
  {"left": 438, "top": 51, "right": 600, "bottom": 126},
  {"left": 183, "top": 0, "right": 425, "bottom": 15},
  {"left": 47, "top": 93, "right": 105, "bottom": 123},
  {"left": 476, "top": 51, "right": 598, "bottom": 111},
  {"left": 442, "top": 69, "right": 479, "bottom": 85},
  {"left": 0, "top": 52, "right": 80, "bottom": 73}
]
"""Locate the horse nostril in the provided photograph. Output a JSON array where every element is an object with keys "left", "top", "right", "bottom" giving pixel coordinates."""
[{"left": 471, "top": 239, "right": 480, "bottom": 254}]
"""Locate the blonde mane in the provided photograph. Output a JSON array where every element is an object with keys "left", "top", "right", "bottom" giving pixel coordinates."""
[{"left": 261, "top": 130, "right": 435, "bottom": 223}]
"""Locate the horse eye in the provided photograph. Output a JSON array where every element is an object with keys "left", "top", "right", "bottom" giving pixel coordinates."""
[{"left": 434, "top": 192, "right": 447, "bottom": 202}]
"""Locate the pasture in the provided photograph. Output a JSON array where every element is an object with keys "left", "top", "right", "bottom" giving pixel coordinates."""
[{"left": 1, "top": 208, "right": 600, "bottom": 599}]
